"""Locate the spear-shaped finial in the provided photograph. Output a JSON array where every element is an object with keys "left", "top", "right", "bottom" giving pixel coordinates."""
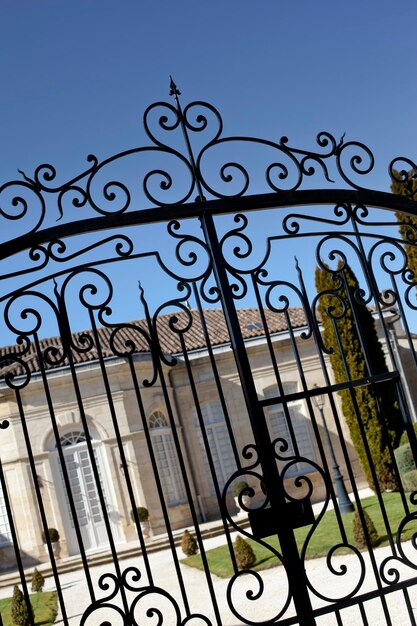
[
  {"left": 169, "top": 75, "right": 181, "bottom": 97},
  {"left": 167, "top": 76, "right": 205, "bottom": 202},
  {"left": 294, "top": 256, "right": 308, "bottom": 302},
  {"left": 53, "top": 278, "right": 60, "bottom": 299},
  {"left": 295, "top": 256, "right": 307, "bottom": 295},
  {"left": 138, "top": 281, "right": 151, "bottom": 320},
  {"left": 138, "top": 280, "right": 145, "bottom": 305}
]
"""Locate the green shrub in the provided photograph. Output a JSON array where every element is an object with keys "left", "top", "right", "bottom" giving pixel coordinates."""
[
  {"left": 394, "top": 444, "right": 416, "bottom": 475},
  {"left": 403, "top": 470, "right": 417, "bottom": 492},
  {"left": 233, "top": 535, "right": 256, "bottom": 570},
  {"left": 31, "top": 567, "right": 45, "bottom": 593},
  {"left": 400, "top": 423, "right": 417, "bottom": 447},
  {"left": 353, "top": 509, "right": 380, "bottom": 550},
  {"left": 130, "top": 507, "right": 149, "bottom": 522},
  {"left": 181, "top": 530, "right": 198, "bottom": 556},
  {"left": 231, "top": 481, "right": 249, "bottom": 498},
  {"left": 11, "top": 585, "right": 32, "bottom": 626},
  {"left": 41, "top": 528, "right": 59, "bottom": 543}
]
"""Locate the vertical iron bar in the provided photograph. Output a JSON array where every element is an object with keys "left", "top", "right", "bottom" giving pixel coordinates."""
[
  {"left": 53, "top": 287, "right": 128, "bottom": 612},
  {"left": 171, "top": 78, "right": 316, "bottom": 626},
  {"left": 176, "top": 331, "right": 230, "bottom": 622},
  {"left": 0, "top": 460, "right": 35, "bottom": 626},
  {"left": 177, "top": 324, "right": 238, "bottom": 569},
  {"left": 295, "top": 261, "right": 352, "bottom": 531},
  {"left": 342, "top": 271, "right": 405, "bottom": 520},
  {"left": 388, "top": 273, "right": 417, "bottom": 459},
  {"left": 331, "top": 325, "right": 393, "bottom": 623},
  {"left": 15, "top": 388, "right": 69, "bottom": 625},
  {"left": 301, "top": 265, "right": 367, "bottom": 538},
  {"left": 285, "top": 309, "right": 352, "bottom": 534},
  {"left": 251, "top": 274, "right": 302, "bottom": 458},
  {"left": 140, "top": 289, "right": 195, "bottom": 618},
  {"left": 186, "top": 284, "right": 240, "bottom": 563},
  {"left": 403, "top": 588, "right": 417, "bottom": 626},
  {"left": 200, "top": 211, "right": 316, "bottom": 626},
  {"left": 193, "top": 283, "right": 242, "bottom": 465},
  {"left": 35, "top": 295, "right": 97, "bottom": 603},
  {"left": 358, "top": 602, "right": 369, "bottom": 625},
  {"left": 70, "top": 310, "right": 130, "bottom": 616}
]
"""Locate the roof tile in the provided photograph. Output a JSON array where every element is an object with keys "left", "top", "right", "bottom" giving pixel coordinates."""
[{"left": 0, "top": 307, "right": 308, "bottom": 379}]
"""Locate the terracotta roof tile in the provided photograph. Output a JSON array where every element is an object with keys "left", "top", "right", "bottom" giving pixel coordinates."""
[{"left": 0, "top": 307, "right": 308, "bottom": 379}]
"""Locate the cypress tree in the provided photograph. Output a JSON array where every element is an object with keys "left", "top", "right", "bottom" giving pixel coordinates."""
[
  {"left": 315, "top": 262, "right": 402, "bottom": 491},
  {"left": 180, "top": 530, "right": 198, "bottom": 556},
  {"left": 352, "top": 509, "right": 380, "bottom": 550},
  {"left": 10, "top": 585, "right": 32, "bottom": 626},
  {"left": 233, "top": 535, "right": 256, "bottom": 570},
  {"left": 31, "top": 567, "right": 45, "bottom": 593}
]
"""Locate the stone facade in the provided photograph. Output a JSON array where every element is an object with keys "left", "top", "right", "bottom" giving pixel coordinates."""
[{"left": 0, "top": 307, "right": 414, "bottom": 570}]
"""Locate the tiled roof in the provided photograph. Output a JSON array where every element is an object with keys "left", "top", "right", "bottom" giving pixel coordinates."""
[{"left": 0, "top": 307, "right": 308, "bottom": 378}]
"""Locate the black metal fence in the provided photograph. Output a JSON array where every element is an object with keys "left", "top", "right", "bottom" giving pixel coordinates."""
[{"left": 1, "top": 82, "right": 417, "bottom": 625}]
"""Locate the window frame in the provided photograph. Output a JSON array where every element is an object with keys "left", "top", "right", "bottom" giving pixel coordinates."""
[
  {"left": 149, "top": 411, "right": 187, "bottom": 506},
  {"left": 263, "top": 383, "right": 315, "bottom": 477},
  {"left": 193, "top": 402, "right": 237, "bottom": 494}
]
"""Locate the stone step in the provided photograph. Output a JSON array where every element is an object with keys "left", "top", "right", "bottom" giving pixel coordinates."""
[{"left": 0, "top": 516, "right": 250, "bottom": 589}]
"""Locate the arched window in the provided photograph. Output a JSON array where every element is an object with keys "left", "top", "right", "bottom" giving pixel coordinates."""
[
  {"left": 264, "top": 383, "right": 315, "bottom": 476},
  {"left": 52, "top": 428, "right": 119, "bottom": 554},
  {"left": 193, "top": 402, "right": 237, "bottom": 494},
  {"left": 149, "top": 412, "right": 186, "bottom": 505},
  {"left": 59, "top": 431, "right": 90, "bottom": 447},
  {"left": 56, "top": 430, "right": 104, "bottom": 525}
]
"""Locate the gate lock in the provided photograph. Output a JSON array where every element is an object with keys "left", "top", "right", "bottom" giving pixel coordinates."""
[{"left": 248, "top": 497, "right": 315, "bottom": 539}]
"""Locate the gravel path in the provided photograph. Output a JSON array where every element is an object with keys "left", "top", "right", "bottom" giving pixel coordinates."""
[
  {"left": 2, "top": 500, "right": 417, "bottom": 626},
  {"left": 35, "top": 535, "right": 417, "bottom": 626}
]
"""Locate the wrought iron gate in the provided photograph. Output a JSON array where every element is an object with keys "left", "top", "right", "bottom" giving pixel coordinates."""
[{"left": 1, "top": 80, "right": 417, "bottom": 625}]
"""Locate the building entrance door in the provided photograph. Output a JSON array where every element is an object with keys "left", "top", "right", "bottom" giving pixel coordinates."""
[{"left": 53, "top": 432, "right": 117, "bottom": 555}]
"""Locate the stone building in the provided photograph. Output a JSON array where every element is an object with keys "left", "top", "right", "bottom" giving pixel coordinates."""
[{"left": 0, "top": 305, "right": 413, "bottom": 568}]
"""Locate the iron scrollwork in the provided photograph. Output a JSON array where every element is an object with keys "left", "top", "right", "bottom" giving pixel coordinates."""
[
  {"left": 3, "top": 83, "right": 417, "bottom": 626},
  {"left": 1, "top": 78, "right": 416, "bottom": 248},
  {"left": 80, "top": 566, "right": 213, "bottom": 626}
]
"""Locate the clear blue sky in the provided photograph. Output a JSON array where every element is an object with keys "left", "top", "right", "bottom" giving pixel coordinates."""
[
  {"left": 0, "top": 1, "right": 417, "bottom": 340},
  {"left": 1, "top": 0, "right": 416, "bottom": 184}
]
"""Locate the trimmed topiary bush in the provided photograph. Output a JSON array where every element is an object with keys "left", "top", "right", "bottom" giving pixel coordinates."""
[
  {"left": 130, "top": 507, "right": 149, "bottom": 523},
  {"left": 31, "top": 567, "right": 45, "bottom": 593},
  {"left": 353, "top": 509, "right": 380, "bottom": 550},
  {"left": 233, "top": 535, "right": 256, "bottom": 570},
  {"left": 41, "top": 528, "right": 59, "bottom": 543},
  {"left": 11, "top": 585, "right": 32, "bottom": 626},
  {"left": 181, "top": 529, "right": 198, "bottom": 556}
]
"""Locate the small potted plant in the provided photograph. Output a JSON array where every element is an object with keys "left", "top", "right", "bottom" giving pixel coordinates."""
[
  {"left": 130, "top": 506, "right": 151, "bottom": 538},
  {"left": 41, "top": 528, "right": 61, "bottom": 558},
  {"left": 231, "top": 481, "right": 251, "bottom": 516}
]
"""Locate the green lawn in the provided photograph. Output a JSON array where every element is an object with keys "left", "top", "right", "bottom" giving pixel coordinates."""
[
  {"left": 182, "top": 493, "right": 417, "bottom": 578},
  {"left": 0, "top": 591, "right": 58, "bottom": 626}
]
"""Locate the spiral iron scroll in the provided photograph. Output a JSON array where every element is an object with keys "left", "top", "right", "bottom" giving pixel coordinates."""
[
  {"left": 1, "top": 84, "right": 415, "bottom": 239},
  {"left": 80, "top": 566, "right": 213, "bottom": 626}
]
